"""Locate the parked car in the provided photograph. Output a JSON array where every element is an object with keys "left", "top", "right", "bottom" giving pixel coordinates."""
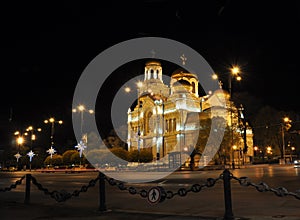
[{"left": 293, "top": 159, "right": 300, "bottom": 168}]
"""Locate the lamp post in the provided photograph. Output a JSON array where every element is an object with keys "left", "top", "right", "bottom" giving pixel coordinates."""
[
  {"left": 25, "top": 126, "right": 42, "bottom": 148},
  {"left": 232, "top": 145, "right": 237, "bottom": 169},
  {"left": 14, "top": 133, "right": 24, "bottom": 170},
  {"left": 72, "top": 105, "right": 94, "bottom": 142},
  {"left": 25, "top": 126, "right": 41, "bottom": 171},
  {"left": 281, "top": 116, "right": 292, "bottom": 164},
  {"left": 212, "top": 66, "right": 241, "bottom": 168},
  {"left": 73, "top": 105, "right": 94, "bottom": 146},
  {"left": 229, "top": 66, "right": 241, "bottom": 169},
  {"left": 44, "top": 117, "right": 63, "bottom": 148}
]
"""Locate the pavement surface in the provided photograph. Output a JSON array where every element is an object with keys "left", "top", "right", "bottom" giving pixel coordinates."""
[
  {"left": 2, "top": 165, "right": 300, "bottom": 220},
  {"left": 2, "top": 197, "right": 300, "bottom": 220}
]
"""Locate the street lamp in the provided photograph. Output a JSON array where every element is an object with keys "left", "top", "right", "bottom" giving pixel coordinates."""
[
  {"left": 44, "top": 117, "right": 63, "bottom": 148},
  {"left": 25, "top": 126, "right": 42, "bottom": 147},
  {"left": 212, "top": 66, "right": 242, "bottom": 168},
  {"left": 25, "top": 126, "right": 41, "bottom": 171},
  {"left": 72, "top": 105, "right": 94, "bottom": 143},
  {"left": 228, "top": 65, "right": 241, "bottom": 169},
  {"left": 232, "top": 145, "right": 237, "bottom": 169},
  {"left": 228, "top": 66, "right": 241, "bottom": 96},
  {"left": 14, "top": 133, "right": 24, "bottom": 170},
  {"left": 281, "top": 116, "right": 292, "bottom": 164}
]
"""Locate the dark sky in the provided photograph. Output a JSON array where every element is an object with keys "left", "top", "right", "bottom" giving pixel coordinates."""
[{"left": 1, "top": 0, "right": 300, "bottom": 146}]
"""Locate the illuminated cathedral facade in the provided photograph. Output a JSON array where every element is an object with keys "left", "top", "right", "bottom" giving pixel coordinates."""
[{"left": 126, "top": 60, "right": 254, "bottom": 167}]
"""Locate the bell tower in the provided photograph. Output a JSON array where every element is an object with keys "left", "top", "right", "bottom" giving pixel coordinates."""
[{"left": 144, "top": 61, "right": 163, "bottom": 81}]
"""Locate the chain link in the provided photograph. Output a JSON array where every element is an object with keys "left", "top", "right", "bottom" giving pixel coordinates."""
[
  {"left": 4, "top": 170, "right": 300, "bottom": 204},
  {"left": 104, "top": 174, "right": 223, "bottom": 201},
  {"left": 31, "top": 175, "right": 99, "bottom": 202},
  {"left": 0, "top": 175, "right": 25, "bottom": 192},
  {"left": 231, "top": 174, "right": 300, "bottom": 200}
]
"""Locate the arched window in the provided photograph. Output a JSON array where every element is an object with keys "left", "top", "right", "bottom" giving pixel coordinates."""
[{"left": 144, "top": 111, "right": 153, "bottom": 135}]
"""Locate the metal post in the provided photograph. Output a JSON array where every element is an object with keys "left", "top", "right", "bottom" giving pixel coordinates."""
[
  {"left": 231, "top": 150, "right": 235, "bottom": 170},
  {"left": 51, "top": 122, "right": 55, "bottom": 146},
  {"left": 223, "top": 169, "right": 234, "bottom": 220},
  {"left": 228, "top": 74, "right": 234, "bottom": 169},
  {"left": 24, "top": 174, "right": 31, "bottom": 204},
  {"left": 99, "top": 172, "right": 107, "bottom": 212},
  {"left": 282, "top": 124, "right": 286, "bottom": 164}
]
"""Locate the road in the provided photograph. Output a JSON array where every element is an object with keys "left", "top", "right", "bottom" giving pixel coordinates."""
[{"left": 1, "top": 164, "right": 300, "bottom": 219}]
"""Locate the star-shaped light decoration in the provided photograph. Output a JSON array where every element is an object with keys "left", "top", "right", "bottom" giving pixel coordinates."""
[
  {"left": 46, "top": 146, "right": 56, "bottom": 158},
  {"left": 14, "top": 152, "right": 22, "bottom": 162},
  {"left": 75, "top": 140, "right": 87, "bottom": 158},
  {"left": 27, "top": 150, "right": 35, "bottom": 162}
]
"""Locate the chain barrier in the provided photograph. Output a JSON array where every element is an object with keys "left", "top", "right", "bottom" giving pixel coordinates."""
[
  {"left": 104, "top": 174, "right": 223, "bottom": 201},
  {"left": 31, "top": 175, "right": 100, "bottom": 202},
  {"left": 231, "top": 174, "right": 300, "bottom": 200},
  {"left": 0, "top": 175, "right": 25, "bottom": 192}
]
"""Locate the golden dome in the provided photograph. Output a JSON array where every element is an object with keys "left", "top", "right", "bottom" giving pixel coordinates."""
[
  {"left": 213, "top": 89, "right": 230, "bottom": 99},
  {"left": 171, "top": 68, "right": 198, "bottom": 80},
  {"left": 145, "top": 60, "right": 161, "bottom": 66}
]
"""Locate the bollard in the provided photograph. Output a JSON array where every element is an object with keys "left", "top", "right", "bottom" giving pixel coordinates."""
[
  {"left": 99, "top": 172, "right": 107, "bottom": 212},
  {"left": 24, "top": 173, "right": 31, "bottom": 204},
  {"left": 222, "top": 169, "right": 234, "bottom": 220}
]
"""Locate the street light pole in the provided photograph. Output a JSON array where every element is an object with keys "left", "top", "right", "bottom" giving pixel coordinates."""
[
  {"left": 25, "top": 126, "right": 41, "bottom": 171},
  {"left": 281, "top": 117, "right": 292, "bottom": 164},
  {"left": 44, "top": 117, "right": 63, "bottom": 148},
  {"left": 281, "top": 123, "right": 285, "bottom": 164},
  {"left": 228, "top": 66, "right": 241, "bottom": 169},
  {"left": 72, "top": 105, "right": 94, "bottom": 143},
  {"left": 212, "top": 66, "right": 241, "bottom": 169},
  {"left": 232, "top": 145, "right": 237, "bottom": 169},
  {"left": 14, "top": 133, "right": 24, "bottom": 170}
]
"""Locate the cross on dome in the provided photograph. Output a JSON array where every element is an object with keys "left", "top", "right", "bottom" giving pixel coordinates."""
[
  {"left": 218, "top": 80, "right": 223, "bottom": 89},
  {"left": 180, "top": 54, "right": 187, "bottom": 65}
]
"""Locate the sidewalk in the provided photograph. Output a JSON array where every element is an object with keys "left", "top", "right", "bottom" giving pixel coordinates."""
[{"left": 2, "top": 200, "right": 300, "bottom": 220}]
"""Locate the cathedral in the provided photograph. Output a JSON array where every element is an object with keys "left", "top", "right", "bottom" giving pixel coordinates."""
[{"left": 126, "top": 60, "right": 253, "bottom": 168}]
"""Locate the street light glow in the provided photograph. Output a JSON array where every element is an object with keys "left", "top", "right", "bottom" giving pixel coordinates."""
[
  {"left": 283, "top": 117, "right": 291, "bottom": 123},
  {"left": 136, "top": 81, "right": 143, "bottom": 88},
  {"left": 212, "top": 73, "right": 218, "bottom": 80},
  {"left": 124, "top": 86, "right": 131, "bottom": 93},
  {"left": 78, "top": 105, "right": 85, "bottom": 111},
  {"left": 17, "top": 136, "right": 24, "bottom": 145},
  {"left": 231, "top": 66, "right": 240, "bottom": 75}
]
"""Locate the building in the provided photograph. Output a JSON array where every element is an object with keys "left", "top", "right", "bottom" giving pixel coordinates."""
[{"left": 127, "top": 59, "right": 253, "bottom": 168}]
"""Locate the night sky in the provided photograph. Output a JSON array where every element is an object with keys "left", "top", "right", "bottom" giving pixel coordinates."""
[{"left": 1, "top": 0, "right": 300, "bottom": 146}]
